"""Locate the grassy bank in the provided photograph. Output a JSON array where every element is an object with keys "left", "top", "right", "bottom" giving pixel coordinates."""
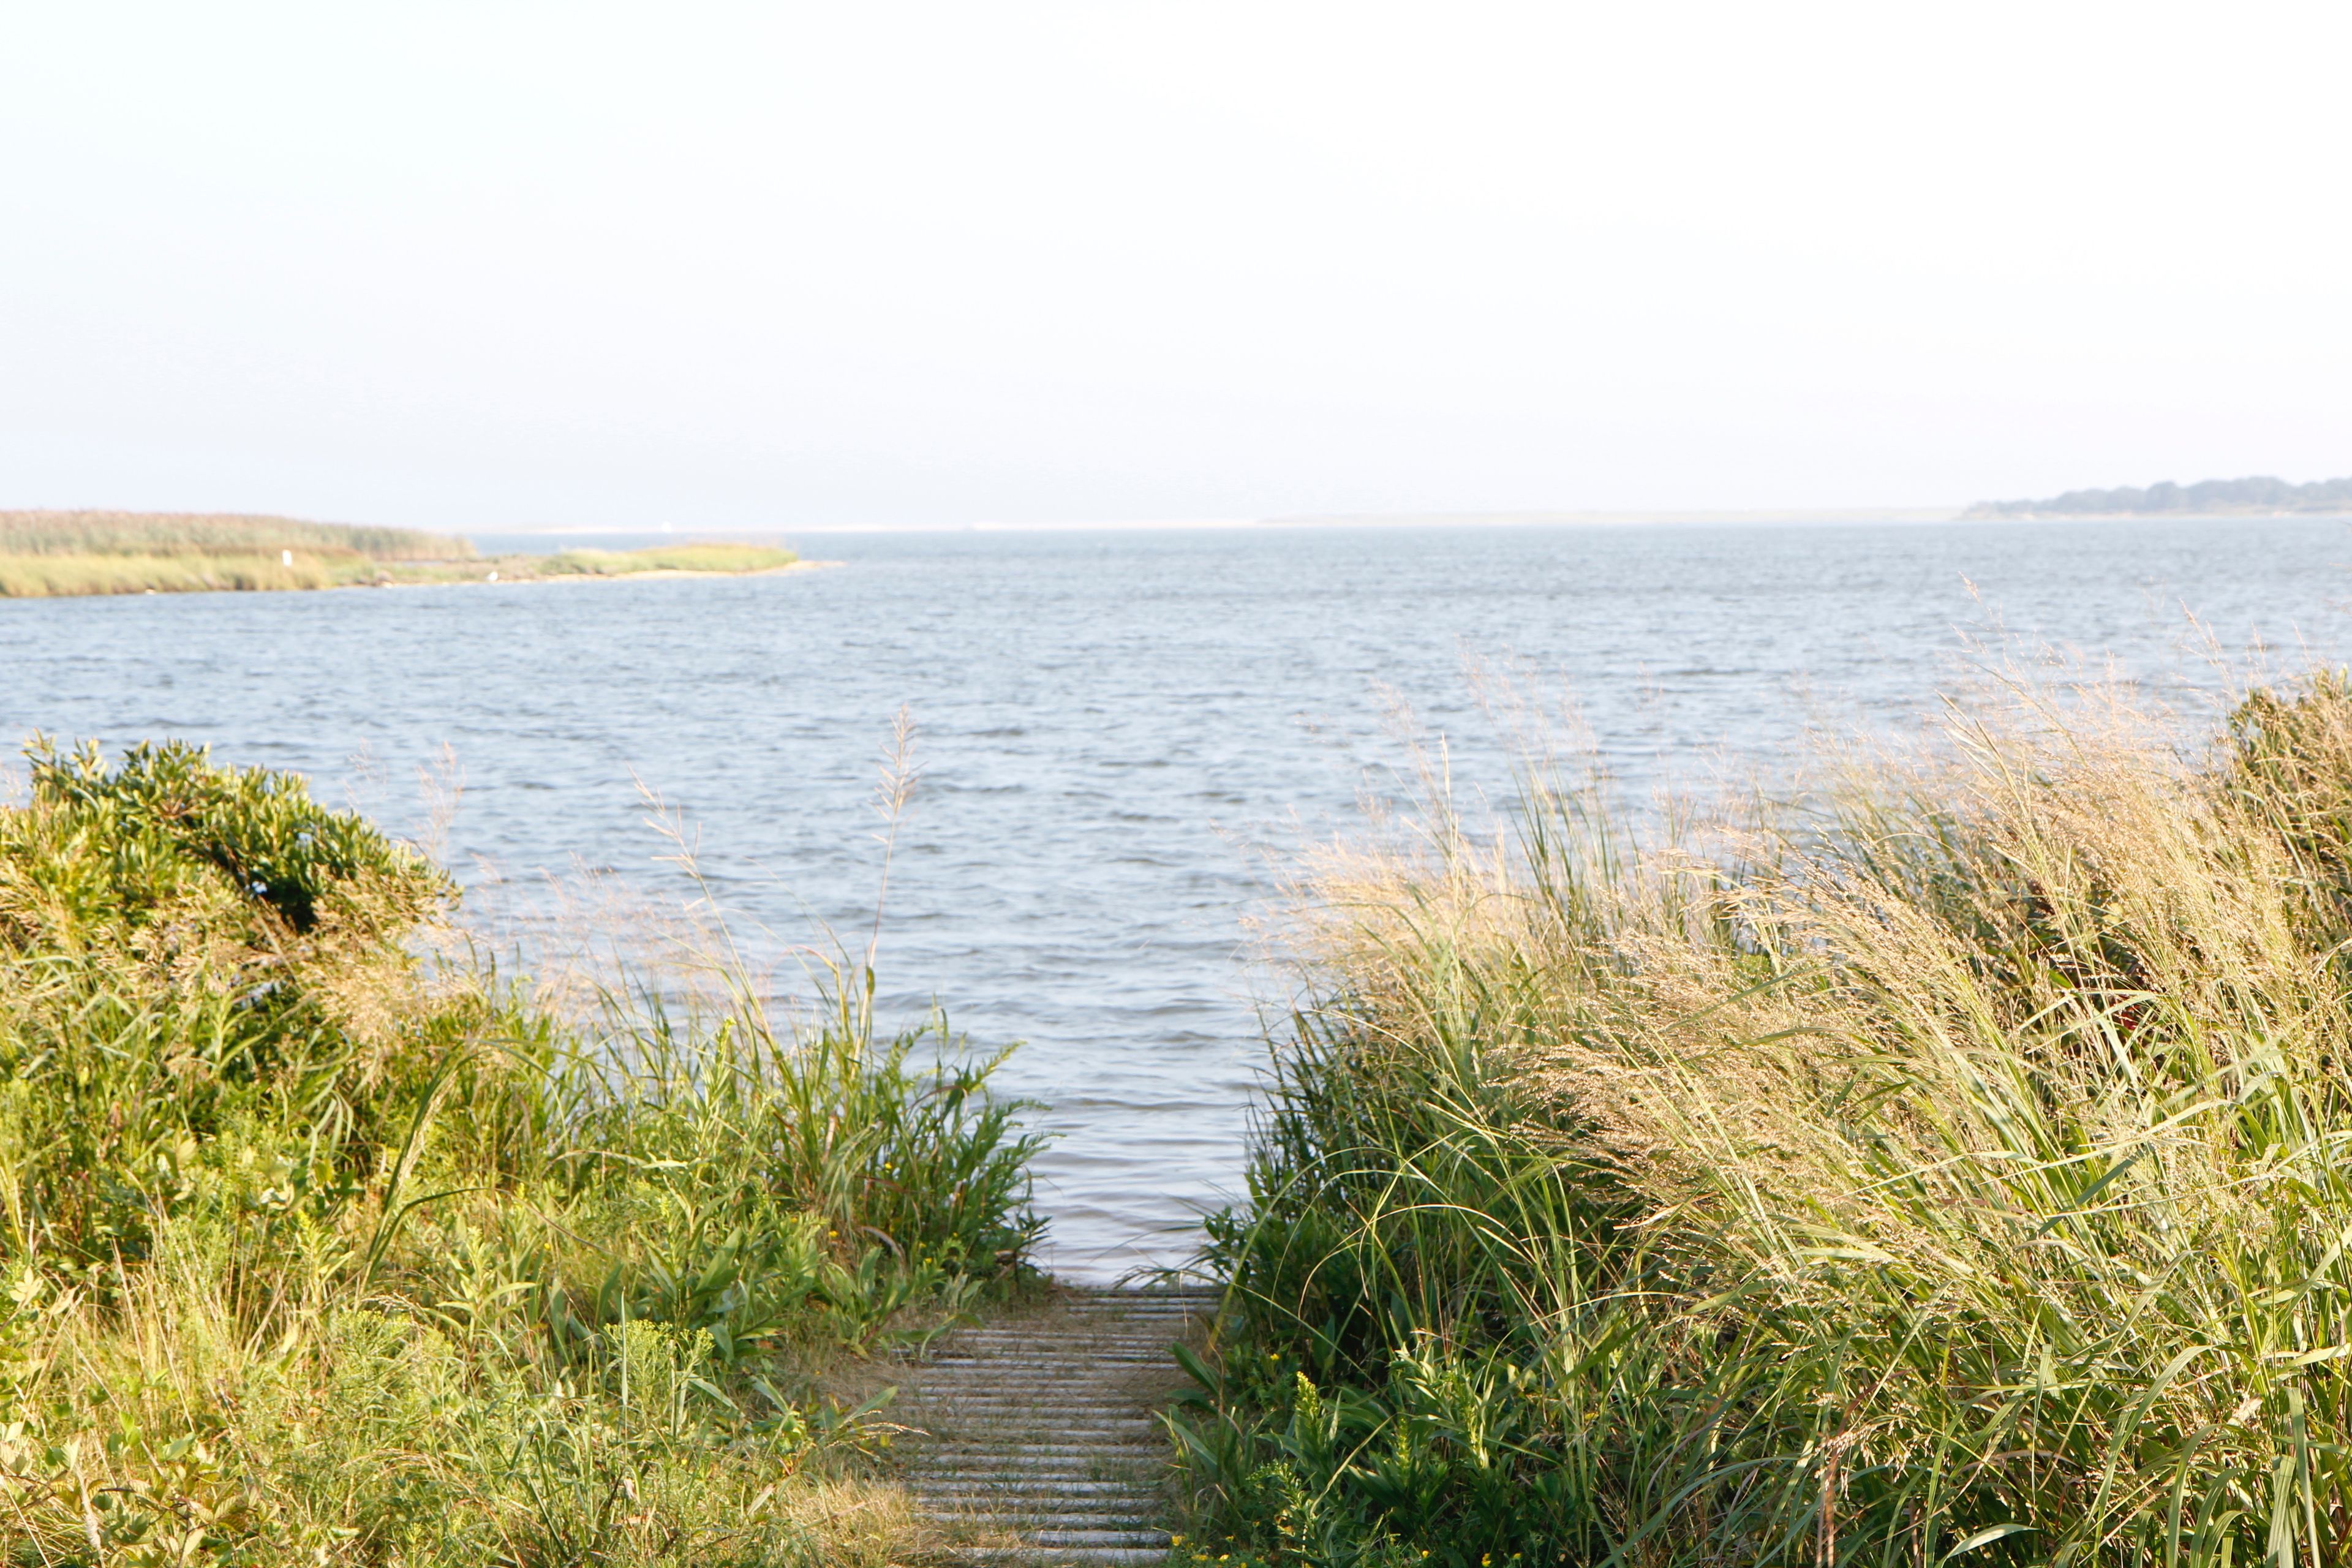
[
  {"left": 0, "top": 513, "right": 798, "bottom": 598},
  {"left": 535, "top": 545, "right": 797, "bottom": 577},
  {"left": 1177, "top": 671, "right": 2352, "bottom": 1566},
  {"left": 0, "top": 512, "right": 467, "bottom": 562},
  {"left": 0, "top": 739, "right": 1041, "bottom": 1564},
  {"left": 0, "top": 512, "right": 473, "bottom": 597}
]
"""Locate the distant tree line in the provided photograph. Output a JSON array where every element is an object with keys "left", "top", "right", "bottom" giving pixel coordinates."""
[{"left": 1967, "top": 474, "right": 2352, "bottom": 518}]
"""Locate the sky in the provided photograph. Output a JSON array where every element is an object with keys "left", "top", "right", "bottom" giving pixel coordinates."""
[{"left": 3, "top": 2, "right": 2348, "bottom": 531}]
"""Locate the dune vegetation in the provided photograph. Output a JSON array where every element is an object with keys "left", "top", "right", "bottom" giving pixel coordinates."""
[
  {"left": 0, "top": 738, "right": 1041, "bottom": 1564},
  {"left": 0, "top": 513, "right": 798, "bottom": 598},
  {"left": 1174, "top": 668, "right": 2352, "bottom": 1566}
]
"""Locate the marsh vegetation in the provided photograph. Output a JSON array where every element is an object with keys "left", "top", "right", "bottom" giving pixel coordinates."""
[
  {"left": 0, "top": 513, "right": 797, "bottom": 597},
  {"left": 0, "top": 739, "right": 1038, "bottom": 1564},
  {"left": 1175, "top": 668, "right": 2352, "bottom": 1566}
]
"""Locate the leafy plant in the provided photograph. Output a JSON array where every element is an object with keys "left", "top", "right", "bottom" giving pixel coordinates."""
[{"left": 0, "top": 736, "right": 1033, "bottom": 1567}]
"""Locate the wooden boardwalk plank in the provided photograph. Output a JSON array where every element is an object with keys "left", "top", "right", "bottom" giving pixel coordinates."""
[{"left": 891, "top": 1286, "right": 1218, "bottom": 1567}]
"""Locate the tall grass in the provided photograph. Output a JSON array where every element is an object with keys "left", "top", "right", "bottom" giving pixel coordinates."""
[
  {"left": 0, "top": 511, "right": 477, "bottom": 599},
  {"left": 0, "top": 553, "right": 354, "bottom": 598},
  {"left": 0, "top": 511, "right": 470, "bottom": 560},
  {"left": 0, "top": 519, "right": 797, "bottom": 598},
  {"left": 1177, "top": 670, "right": 2352, "bottom": 1567},
  {"left": 0, "top": 737, "right": 1042, "bottom": 1564}
]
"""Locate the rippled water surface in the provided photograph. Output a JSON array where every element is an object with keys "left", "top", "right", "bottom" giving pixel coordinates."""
[{"left": 6, "top": 519, "right": 2347, "bottom": 1276}]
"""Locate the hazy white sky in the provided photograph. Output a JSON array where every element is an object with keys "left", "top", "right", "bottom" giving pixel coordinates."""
[{"left": 4, "top": 2, "right": 2348, "bottom": 529}]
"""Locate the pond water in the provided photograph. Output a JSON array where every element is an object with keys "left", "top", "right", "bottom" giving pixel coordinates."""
[{"left": 6, "top": 517, "right": 2346, "bottom": 1277}]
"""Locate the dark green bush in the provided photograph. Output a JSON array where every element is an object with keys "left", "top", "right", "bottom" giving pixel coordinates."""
[{"left": 0, "top": 739, "right": 461, "bottom": 1268}]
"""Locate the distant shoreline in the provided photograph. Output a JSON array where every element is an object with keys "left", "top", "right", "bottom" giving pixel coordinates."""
[
  {"left": 377, "top": 558, "right": 835, "bottom": 588},
  {"left": 0, "top": 553, "right": 819, "bottom": 600},
  {"left": 1958, "top": 509, "right": 2352, "bottom": 522},
  {"left": 1269, "top": 508, "right": 1969, "bottom": 527},
  {"left": 515, "top": 509, "right": 1981, "bottom": 535},
  {"left": 1273, "top": 507, "right": 2352, "bottom": 528},
  {"left": 0, "top": 511, "right": 810, "bottom": 599},
  {"left": 624, "top": 508, "right": 2350, "bottom": 534},
  {"left": 1968, "top": 474, "right": 2352, "bottom": 521}
]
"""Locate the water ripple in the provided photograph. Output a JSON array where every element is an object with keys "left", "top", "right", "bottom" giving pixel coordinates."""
[{"left": 4, "top": 518, "right": 2348, "bottom": 1277}]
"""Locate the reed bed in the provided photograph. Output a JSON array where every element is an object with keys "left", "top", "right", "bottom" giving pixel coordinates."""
[
  {"left": 1177, "top": 669, "right": 2352, "bottom": 1567},
  {"left": 0, "top": 737, "right": 1041, "bottom": 1564},
  {"left": 0, "top": 514, "right": 796, "bottom": 597},
  {"left": 0, "top": 511, "right": 475, "bottom": 598},
  {"left": 0, "top": 552, "right": 350, "bottom": 597},
  {"left": 0, "top": 533, "right": 799, "bottom": 595},
  {"left": 0, "top": 511, "right": 469, "bottom": 561}
]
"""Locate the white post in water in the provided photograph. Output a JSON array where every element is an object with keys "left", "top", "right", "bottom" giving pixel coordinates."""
[{"left": 281, "top": 549, "right": 293, "bottom": 567}]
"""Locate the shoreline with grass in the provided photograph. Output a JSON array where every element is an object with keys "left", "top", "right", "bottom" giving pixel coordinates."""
[
  {"left": 1169, "top": 665, "right": 2352, "bottom": 1566},
  {"left": 21, "top": 630, "right": 2352, "bottom": 1562},
  {"left": 370, "top": 548, "right": 827, "bottom": 591},
  {"left": 0, "top": 737, "right": 1044, "bottom": 1563},
  {"left": 0, "top": 510, "right": 807, "bottom": 599}
]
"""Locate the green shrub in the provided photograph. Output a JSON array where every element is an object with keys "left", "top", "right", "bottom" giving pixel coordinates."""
[
  {"left": 0, "top": 738, "right": 1038, "bottom": 1565},
  {"left": 0, "top": 739, "right": 459, "bottom": 1270}
]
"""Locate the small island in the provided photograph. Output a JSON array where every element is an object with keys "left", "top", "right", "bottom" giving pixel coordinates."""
[
  {"left": 1967, "top": 473, "right": 2352, "bottom": 519},
  {"left": 0, "top": 510, "right": 801, "bottom": 598}
]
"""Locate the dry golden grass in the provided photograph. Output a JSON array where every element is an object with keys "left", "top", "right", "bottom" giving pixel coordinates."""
[
  {"left": 0, "top": 510, "right": 477, "bottom": 597},
  {"left": 0, "top": 551, "right": 342, "bottom": 596},
  {"left": 1184, "top": 668, "right": 2352, "bottom": 1565},
  {"left": 0, "top": 518, "right": 798, "bottom": 598},
  {"left": 0, "top": 509, "right": 468, "bottom": 560}
]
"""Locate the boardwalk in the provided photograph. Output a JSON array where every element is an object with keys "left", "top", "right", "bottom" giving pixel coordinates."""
[{"left": 893, "top": 1286, "right": 1219, "bottom": 1565}]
